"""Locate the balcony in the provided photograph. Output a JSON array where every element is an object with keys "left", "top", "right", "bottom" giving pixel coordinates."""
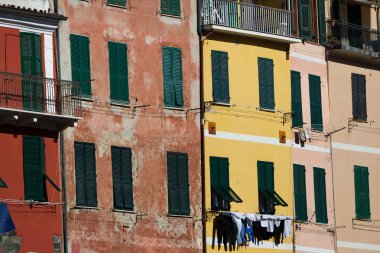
[
  {"left": 201, "top": 0, "right": 301, "bottom": 43},
  {"left": 0, "top": 72, "right": 82, "bottom": 131},
  {"left": 328, "top": 20, "right": 380, "bottom": 61}
]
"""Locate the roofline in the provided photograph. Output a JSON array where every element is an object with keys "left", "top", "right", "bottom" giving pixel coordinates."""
[{"left": 0, "top": 6, "right": 67, "bottom": 22}]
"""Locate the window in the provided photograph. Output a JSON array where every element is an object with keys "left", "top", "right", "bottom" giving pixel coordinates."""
[
  {"left": 291, "top": 71, "right": 303, "bottom": 128},
  {"left": 211, "top": 50, "right": 230, "bottom": 103},
  {"left": 108, "top": 42, "right": 129, "bottom": 103},
  {"left": 352, "top": 74, "right": 367, "bottom": 121},
  {"left": 293, "top": 164, "right": 308, "bottom": 221},
  {"left": 354, "top": 166, "right": 370, "bottom": 219},
  {"left": 23, "top": 136, "right": 46, "bottom": 201},
  {"left": 70, "top": 34, "right": 91, "bottom": 97},
  {"left": 167, "top": 152, "right": 190, "bottom": 215},
  {"left": 161, "top": 0, "right": 181, "bottom": 16},
  {"left": 210, "top": 157, "right": 242, "bottom": 211},
  {"left": 162, "top": 47, "right": 184, "bottom": 107},
  {"left": 257, "top": 161, "right": 287, "bottom": 214},
  {"left": 107, "top": 0, "right": 126, "bottom": 7},
  {"left": 20, "top": 32, "right": 43, "bottom": 111},
  {"left": 74, "top": 142, "right": 97, "bottom": 207},
  {"left": 111, "top": 146, "right": 133, "bottom": 210},
  {"left": 318, "top": 0, "right": 327, "bottom": 44},
  {"left": 258, "top": 57, "right": 275, "bottom": 110},
  {"left": 309, "top": 75, "right": 323, "bottom": 131},
  {"left": 313, "top": 167, "right": 327, "bottom": 223},
  {"left": 299, "top": 0, "right": 311, "bottom": 39}
]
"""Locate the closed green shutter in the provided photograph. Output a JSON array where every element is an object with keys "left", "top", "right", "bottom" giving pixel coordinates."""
[
  {"left": 309, "top": 75, "right": 323, "bottom": 131},
  {"left": 112, "top": 147, "right": 133, "bottom": 210},
  {"left": 23, "top": 136, "right": 45, "bottom": 201},
  {"left": 177, "top": 154, "right": 190, "bottom": 215},
  {"left": 354, "top": 166, "right": 370, "bottom": 219},
  {"left": 161, "top": 0, "right": 180, "bottom": 16},
  {"left": 210, "top": 156, "right": 230, "bottom": 211},
  {"left": 167, "top": 153, "right": 179, "bottom": 214},
  {"left": 109, "top": 42, "right": 129, "bottom": 103},
  {"left": 299, "top": 0, "right": 312, "bottom": 39},
  {"left": 291, "top": 71, "right": 303, "bottom": 128},
  {"left": 111, "top": 147, "right": 123, "bottom": 209},
  {"left": 107, "top": 0, "right": 126, "bottom": 7},
  {"left": 352, "top": 74, "right": 359, "bottom": 120},
  {"left": 257, "top": 161, "right": 275, "bottom": 213},
  {"left": 70, "top": 35, "right": 91, "bottom": 96},
  {"left": 162, "top": 47, "right": 183, "bottom": 107},
  {"left": 211, "top": 51, "right": 230, "bottom": 103},
  {"left": 258, "top": 58, "right": 275, "bottom": 110},
  {"left": 318, "top": 0, "right": 327, "bottom": 44},
  {"left": 314, "top": 167, "right": 327, "bottom": 223},
  {"left": 358, "top": 75, "right": 367, "bottom": 120},
  {"left": 294, "top": 164, "right": 308, "bottom": 221},
  {"left": 75, "top": 142, "right": 97, "bottom": 207},
  {"left": 161, "top": 0, "right": 171, "bottom": 15}
]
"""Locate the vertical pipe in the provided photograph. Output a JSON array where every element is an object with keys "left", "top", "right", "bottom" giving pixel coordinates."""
[{"left": 197, "top": 0, "right": 206, "bottom": 252}]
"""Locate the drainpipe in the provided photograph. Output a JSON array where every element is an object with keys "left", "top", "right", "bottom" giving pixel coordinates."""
[
  {"left": 197, "top": 0, "right": 206, "bottom": 252},
  {"left": 53, "top": 1, "right": 68, "bottom": 252}
]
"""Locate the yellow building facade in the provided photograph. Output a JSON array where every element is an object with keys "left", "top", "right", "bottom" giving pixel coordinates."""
[{"left": 201, "top": 0, "right": 301, "bottom": 252}]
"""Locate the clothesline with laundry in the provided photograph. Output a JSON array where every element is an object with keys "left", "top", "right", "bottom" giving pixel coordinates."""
[{"left": 212, "top": 211, "right": 293, "bottom": 251}]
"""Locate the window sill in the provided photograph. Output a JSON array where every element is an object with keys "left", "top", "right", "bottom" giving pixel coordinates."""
[
  {"left": 211, "top": 102, "right": 231, "bottom": 107},
  {"left": 353, "top": 217, "right": 372, "bottom": 222},
  {"left": 311, "top": 128, "right": 324, "bottom": 133},
  {"left": 163, "top": 106, "right": 185, "bottom": 111},
  {"left": 72, "top": 206, "right": 100, "bottom": 210},
  {"left": 81, "top": 95, "right": 93, "bottom": 102},
  {"left": 160, "top": 13, "right": 182, "bottom": 19},
  {"left": 166, "top": 214, "right": 192, "bottom": 218},
  {"left": 112, "top": 209, "right": 135, "bottom": 214},
  {"left": 259, "top": 107, "right": 276, "bottom": 113},
  {"left": 351, "top": 118, "right": 368, "bottom": 123},
  {"left": 107, "top": 3, "right": 127, "bottom": 9},
  {"left": 111, "top": 101, "right": 131, "bottom": 108},
  {"left": 295, "top": 220, "right": 309, "bottom": 224}
]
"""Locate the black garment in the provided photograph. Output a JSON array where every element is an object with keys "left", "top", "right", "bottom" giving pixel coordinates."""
[{"left": 212, "top": 215, "right": 237, "bottom": 251}]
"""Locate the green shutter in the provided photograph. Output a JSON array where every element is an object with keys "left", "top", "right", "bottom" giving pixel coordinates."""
[
  {"left": 162, "top": 48, "right": 174, "bottom": 106},
  {"left": 309, "top": 75, "right": 323, "bottom": 131},
  {"left": 294, "top": 164, "right": 308, "bottom": 221},
  {"left": 299, "top": 0, "right": 312, "bottom": 39},
  {"left": 212, "top": 51, "right": 229, "bottom": 103},
  {"left": 121, "top": 148, "right": 133, "bottom": 210},
  {"left": 172, "top": 48, "right": 184, "bottom": 106},
  {"left": 352, "top": 74, "right": 359, "bottom": 120},
  {"left": 161, "top": 0, "right": 170, "bottom": 15},
  {"left": 109, "top": 42, "right": 129, "bottom": 103},
  {"left": 291, "top": 71, "right": 303, "bottom": 128},
  {"left": 75, "top": 142, "right": 97, "bottom": 207},
  {"left": 259, "top": 58, "right": 274, "bottom": 110},
  {"left": 358, "top": 75, "right": 367, "bottom": 120},
  {"left": 171, "top": 0, "right": 181, "bottom": 16},
  {"left": 71, "top": 35, "right": 91, "bottom": 96},
  {"left": 23, "top": 136, "right": 45, "bottom": 201},
  {"left": 318, "top": 0, "right": 327, "bottom": 44},
  {"left": 107, "top": 0, "right": 126, "bottom": 7},
  {"left": 177, "top": 154, "right": 190, "bottom": 215},
  {"left": 314, "top": 167, "right": 327, "bottom": 223},
  {"left": 210, "top": 156, "right": 219, "bottom": 186},
  {"left": 354, "top": 166, "right": 370, "bottom": 219},
  {"left": 167, "top": 153, "right": 179, "bottom": 214},
  {"left": 111, "top": 147, "right": 123, "bottom": 209},
  {"left": 257, "top": 161, "right": 275, "bottom": 213}
]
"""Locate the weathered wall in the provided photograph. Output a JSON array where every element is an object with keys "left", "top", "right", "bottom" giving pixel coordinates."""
[
  {"left": 58, "top": 0, "right": 201, "bottom": 252},
  {"left": 203, "top": 34, "right": 294, "bottom": 252},
  {"left": 328, "top": 59, "right": 380, "bottom": 252},
  {"left": 290, "top": 42, "right": 335, "bottom": 253}
]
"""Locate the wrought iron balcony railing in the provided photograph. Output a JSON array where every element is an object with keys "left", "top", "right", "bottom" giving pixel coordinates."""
[
  {"left": 328, "top": 20, "right": 380, "bottom": 57},
  {"left": 0, "top": 72, "right": 82, "bottom": 118},
  {"left": 201, "top": 0, "right": 292, "bottom": 37}
]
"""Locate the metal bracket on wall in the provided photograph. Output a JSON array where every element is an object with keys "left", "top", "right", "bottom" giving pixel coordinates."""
[{"left": 282, "top": 112, "right": 293, "bottom": 125}]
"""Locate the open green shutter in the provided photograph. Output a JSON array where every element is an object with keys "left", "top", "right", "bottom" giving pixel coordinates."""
[
  {"left": 23, "top": 136, "right": 45, "bottom": 201},
  {"left": 162, "top": 48, "right": 174, "bottom": 106},
  {"left": 161, "top": 0, "right": 170, "bottom": 14},
  {"left": 314, "top": 168, "right": 327, "bottom": 223},
  {"left": 177, "top": 154, "right": 190, "bottom": 215},
  {"left": 319, "top": 169, "right": 327, "bottom": 223},
  {"left": 171, "top": 0, "right": 181, "bottom": 16},
  {"left": 299, "top": 0, "right": 312, "bottom": 39},
  {"left": 361, "top": 167, "right": 370, "bottom": 219},
  {"left": 85, "top": 144, "right": 97, "bottom": 207},
  {"left": 70, "top": 35, "right": 81, "bottom": 84},
  {"left": 265, "top": 162, "right": 274, "bottom": 191},
  {"left": 210, "top": 157, "right": 219, "bottom": 186},
  {"left": 33, "top": 34, "right": 44, "bottom": 111},
  {"left": 172, "top": 48, "right": 184, "bottom": 106},
  {"left": 294, "top": 164, "right": 307, "bottom": 221},
  {"left": 111, "top": 147, "right": 123, "bottom": 209},
  {"left": 218, "top": 158, "right": 229, "bottom": 187},
  {"left": 352, "top": 74, "right": 359, "bottom": 120},
  {"left": 167, "top": 153, "right": 179, "bottom": 214},
  {"left": 291, "top": 71, "right": 303, "bottom": 128},
  {"left": 220, "top": 52, "right": 230, "bottom": 103},
  {"left": 80, "top": 37, "right": 91, "bottom": 96},
  {"left": 257, "top": 161, "right": 266, "bottom": 190},
  {"left": 121, "top": 148, "right": 133, "bottom": 210},
  {"left": 354, "top": 166, "right": 362, "bottom": 218},
  {"left": 358, "top": 75, "right": 367, "bottom": 120},
  {"left": 117, "top": 43, "right": 129, "bottom": 102},
  {"left": 211, "top": 51, "right": 221, "bottom": 102},
  {"left": 266, "top": 59, "right": 275, "bottom": 110},
  {"left": 21, "top": 33, "right": 33, "bottom": 110},
  {"left": 309, "top": 75, "right": 323, "bottom": 131},
  {"left": 109, "top": 42, "right": 119, "bottom": 101},
  {"left": 258, "top": 58, "right": 267, "bottom": 108},
  {"left": 313, "top": 168, "right": 321, "bottom": 222},
  {"left": 318, "top": 0, "right": 327, "bottom": 44},
  {"left": 75, "top": 143, "right": 86, "bottom": 206}
]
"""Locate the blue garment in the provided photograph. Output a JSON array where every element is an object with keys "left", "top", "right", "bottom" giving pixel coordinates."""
[
  {"left": 0, "top": 203, "right": 15, "bottom": 234},
  {"left": 239, "top": 220, "right": 246, "bottom": 244}
]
